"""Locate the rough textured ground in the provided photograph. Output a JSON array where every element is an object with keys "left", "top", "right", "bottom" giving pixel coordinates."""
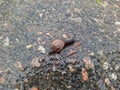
[{"left": 0, "top": 0, "right": 120, "bottom": 90}]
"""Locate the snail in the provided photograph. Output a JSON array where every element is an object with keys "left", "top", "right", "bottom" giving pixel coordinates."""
[
  {"left": 50, "top": 39, "right": 65, "bottom": 53},
  {"left": 49, "top": 34, "right": 75, "bottom": 53}
]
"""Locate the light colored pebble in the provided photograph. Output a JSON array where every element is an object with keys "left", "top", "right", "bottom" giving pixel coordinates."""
[
  {"left": 0, "top": 36, "right": 4, "bottom": 40},
  {"left": 15, "top": 38, "right": 19, "bottom": 43},
  {"left": 14, "top": 61, "right": 24, "bottom": 71},
  {"left": 61, "top": 71, "right": 66, "bottom": 75},
  {"left": 97, "top": 50, "right": 104, "bottom": 57},
  {"left": 14, "top": 88, "right": 19, "bottom": 90},
  {"left": 37, "top": 32, "right": 42, "bottom": 35},
  {"left": 31, "top": 58, "right": 41, "bottom": 68},
  {"left": 26, "top": 44, "right": 33, "bottom": 49},
  {"left": 3, "top": 37, "right": 9, "bottom": 46},
  {"left": 62, "top": 34, "right": 68, "bottom": 39},
  {"left": 52, "top": 66, "right": 56, "bottom": 72},
  {"left": 38, "top": 45, "right": 46, "bottom": 54},
  {"left": 67, "top": 59, "right": 77, "bottom": 64},
  {"left": 68, "top": 65, "right": 75, "bottom": 72},
  {"left": 118, "top": 28, "right": 120, "bottom": 32},
  {"left": 104, "top": 78, "right": 110, "bottom": 85},
  {"left": 0, "top": 77, "right": 6, "bottom": 84},
  {"left": 89, "top": 52, "right": 95, "bottom": 57},
  {"left": 46, "top": 33, "right": 53, "bottom": 38},
  {"left": 111, "top": 86, "right": 115, "bottom": 90},
  {"left": 102, "top": 62, "right": 110, "bottom": 70},
  {"left": 0, "top": 70, "right": 3, "bottom": 74},
  {"left": 110, "top": 72, "right": 117, "bottom": 80},
  {"left": 115, "top": 21, "right": 120, "bottom": 25},
  {"left": 39, "top": 13, "right": 43, "bottom": 18},
  {"left": 65, "top": 85, "right": 72, "bottom": 89},
  {"left": 82, "top": 57, "right": 95, "bottom": 69},
  {"left": 115, "top": 64, "right": 120, "bottom": 71}
]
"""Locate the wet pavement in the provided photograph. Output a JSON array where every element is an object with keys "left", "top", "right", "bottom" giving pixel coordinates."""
[{"left": 0, "top": 0, "right": 120, "bottom": 90}]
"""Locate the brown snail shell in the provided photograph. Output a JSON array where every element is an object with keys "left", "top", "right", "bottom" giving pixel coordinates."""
[{"left": 50, "top": 39, "right": 65, "bottom": 52}]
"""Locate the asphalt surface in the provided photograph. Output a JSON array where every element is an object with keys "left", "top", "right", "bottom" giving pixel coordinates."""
[{"left": 0, "top": 0, "right": 120, "bottom": 90}]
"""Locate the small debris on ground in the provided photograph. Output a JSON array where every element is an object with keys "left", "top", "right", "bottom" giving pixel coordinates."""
[
  {"left": 102, "top": 61, "right": 110, "bottom": 70},
  {"left": 89, "top": 52, "right": 95, "bottom": 57},
  {"left": 0, "top": 70, "right": 3, "bottom": 74},
  {"left": 0, "top": 36, "right": 4, "bottom": 40},
  {"left": 52, "top": 66, "right": 56, "bottom": 72},
  {"left": 68, "top": 65, "right": 76, "bottom": 72},
  {"left": 82, "top": 57, "right": 95, "bottom": 69},
  {"left": 26, "top": 44, "right": 33, "bottom": 49},
  {"left": 3, "top": 37, "right": 9, "bottom": 47},
  {"left": 0, "top": 77, "right": 6, "bottom": 84},
  {"left": 104, "top": 78, "right": 110, "bottom": 85},
  {"left": 81, "top": 68, "right": 88, "bottom": 81},
  {"left": 14, "top": 61, "right": 24, "bottom": 71},
  {"left": 62, "top": 34, "right": 68, "bottom": 39},
  {"left": 97, "top": 50, "right": 104, "bottom": 57},
  {"left": 38, "top": 45, "right": 46, "bottom": 54},
  {"left": 31, "top": 87, "right": 38, "bottom": 90},
  {"left": 67, "top": 50, "right": 77, "bottom": 56},
  {"left": 67, "top": 59, "right": 77, "bottom": 64},
  {"left": 111, "top": 86, "right": 115, "bottom": 90},
  {"left": 46, "top": 33, "right": 53, "bottom": 38},
  {"left": 31, "top": 57, "right": 43, "bottom": 68},
  {"left": 73, "top": 41, "right": 81, "bottom": 48},
  {"left": 110, "top": 72, "right": 117, "bottom": 80},
  {"left": 115, "top": 21, "right": 120, "bottom": 25},
  {"left": 37, "top": 32, "right": 42, "bottom": 35}
]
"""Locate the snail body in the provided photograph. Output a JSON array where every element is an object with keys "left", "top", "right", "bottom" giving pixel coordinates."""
[
  {"left": 50, "top": 38, "right": 74, "bottom": 53},
  {"left": 49, "top": 33, "right": 75, "bottom": 53}
]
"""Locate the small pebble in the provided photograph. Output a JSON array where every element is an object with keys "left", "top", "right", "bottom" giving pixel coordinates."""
[
  {"left": 111, "top": 86, "right": 115, "bottom": 90},
  {"left": 102, "top": 62, "right": 110, "bottom": 70},
  {"left": 0, "top": 77, "right": 6, "bottom": 84},
  {"left": 3, "top": 37, "right": 9, "bottom": 46},
  {"left": 38, "top": 45, "right": 46, "bottom": 54},
  {"left": 37, "top": 32, "right": 42, "bottom": 35},
  {"left": 46, "top": 33, "right": 53, "bottom": 38},
  {"left": 0, "top": 36, "right": 4, "bottom": 40},
  {"left": 62, "top": 34, "right": 68, "bottom": 39},
  {"left": 110, "top": 73, "right": 117, "bottom": 80},
  {"left": 115, "top": 21, "right": 120, "bottom": 25},
  {"left": 61, "top": 71, "right": 66, "bottom": 75},
  {"left": 97, "top": 50, "right": 104, "bottom": 57},
  {"left": 14, "top": 61, "right": 24, "bottom": 71},
  {"left": 0, "top": 70, "right": 3, "bottom": 74},
  {"left": 104, "top": 78, "right": 110, "bottom": 85},
  {"left": 67, "top": 50, "right": 77, "bottom": 56},
  {"left": 26, "top": 44, "right": 33, "bottom": 49},
  {"left": 114, "top": 64, "right": 120, "bottom": 71},
  {"left": 81, "top": 68, "right": 88, "bottom": 81},
  {"left": 89, "top": 52, "right": 95, "bottom": 57},
  {"left": 73, "top": 41, "right": 81, "bottom": 48},
  {"left": 52, "top": 66, "right": 56, "bottom": 72},
  {"left": 82, "top": 57, "right": 95, "bottom": 69},
  {"left": 14, "top": 88, "right": 19, "bottom": 90},
  {"left": 65, "top": 85, "right": 72, "bottom": 89},
  {"left": 39, "top": 13, "right": 43, "bottom": 18},
  {"left": 67, "top": 59, "right": 77, "bottom": 64},
  {"left": 31, "top": 57, "right": 42, "bottom": 68},
  {"left": 31, "top": 87, "right": 38, "bottom": 90},
  {"left": 68, "top": 65, "right": 76, "bottom": 72}
]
